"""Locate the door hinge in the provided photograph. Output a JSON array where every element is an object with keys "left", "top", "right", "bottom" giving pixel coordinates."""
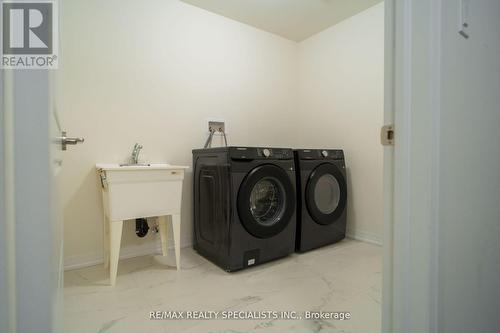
[{"left": 381, "top": 125, "right": 395, "bottom": 146}]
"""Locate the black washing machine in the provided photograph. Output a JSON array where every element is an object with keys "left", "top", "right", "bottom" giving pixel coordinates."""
[
  {"left": 294, "top": 149, "right": 347, "bottom": 252},
  {"left": 192, "top": 147, "right": 296, "bottom": 271}
]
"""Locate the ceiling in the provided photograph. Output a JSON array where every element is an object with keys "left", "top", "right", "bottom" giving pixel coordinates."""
[{"left": 180, "top": 0, "right": 383, "bottom": 42}]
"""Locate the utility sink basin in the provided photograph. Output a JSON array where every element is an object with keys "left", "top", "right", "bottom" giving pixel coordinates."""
[{"left": 96, "top": 163, "right": 189, "bottom": 222}]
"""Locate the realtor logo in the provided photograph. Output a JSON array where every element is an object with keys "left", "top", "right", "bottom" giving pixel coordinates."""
[{"left": 2, "top": 0, "right": 58, "bottom": 69}]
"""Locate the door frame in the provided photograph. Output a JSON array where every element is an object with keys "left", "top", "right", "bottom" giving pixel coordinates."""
[
  {"left": 383, "top": 0, "right": 442, "bottom": 332},
  {"left": 1, "top": 63, "right": 8, "bottom": 333},
  {"left": 1, "top": 68, "right": 17, "bottom": 333},
  {"left": 1, "top": 69, "right": 55, "bottom": 333}
]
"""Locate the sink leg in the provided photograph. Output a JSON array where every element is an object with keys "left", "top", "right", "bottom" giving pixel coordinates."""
[
  {"left": 109, "top": 221, "right": 123, "bottom": 286},
  {"left": 158, "top": 216, "right": 168, "bottom": 256},
  {"left": 103, "top": 215, "right": 109, "bottom": 269},
  {"left": 171, "top": 214, "right": 181, "bottom": 270}
]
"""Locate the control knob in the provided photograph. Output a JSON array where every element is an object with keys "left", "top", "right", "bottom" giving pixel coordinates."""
[
  {"left": 321, "top": 150, "right": 329, "bottom": 157},
  {"left": 262, "top": 149, "right": 271, "bottom": 157}
]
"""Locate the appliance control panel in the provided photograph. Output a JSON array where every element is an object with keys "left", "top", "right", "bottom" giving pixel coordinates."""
[
  {"left": 230, "top": 147, "right": 293, "bottom": 160},
  {"left": 296, "top": 149, "right": 344, "bottom": 160}
]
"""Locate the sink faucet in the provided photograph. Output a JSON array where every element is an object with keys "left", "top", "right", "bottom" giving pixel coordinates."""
[{"left": 131, "top": 143, "right": 143, "bottom": 164}]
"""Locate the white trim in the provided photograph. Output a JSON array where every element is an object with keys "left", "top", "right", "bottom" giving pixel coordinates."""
[
  {"left": 0, "top": 63, "right": 4, "bottom": 333},
  {"left": 428, "top": 1, "right": 442, "bottom": 332},
  {"left": 0, "top": 58, "right": 11, "bottom": 333},
  {"left": 346, "top": 230, "right": 382, "bottom": 246},
  {"left": 391, "top": 1, "right": 414, "bottom": 331},
  {"left": 386, "top": 0, "right": 443, "bottom": 332},
  {"left": 3, "top": 70, "right": 16, "bottom": 333},
  {"left": 382, "top": 1, "right": 396, "bottom": 332},
  {"left": 64, "top": 240, "right": 193, "bottom": 271}
]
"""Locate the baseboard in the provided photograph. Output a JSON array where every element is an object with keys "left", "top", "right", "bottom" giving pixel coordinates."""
[
  {"left": 64, "top": 240, "right": 192, "bottom": 271},
  {"left": 65, "top": 231, "right": 381, "bottom": 270},
  {"left": 346, "top": 230, "right": 383, "bottom": 246}
]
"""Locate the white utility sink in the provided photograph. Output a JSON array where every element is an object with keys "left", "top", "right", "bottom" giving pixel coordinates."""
[
  {"left": 96, "top": 163, "right": 189, "bottom": 285},
  {"left": 96, "top": 163, "right": 188, "bottom": 221}
]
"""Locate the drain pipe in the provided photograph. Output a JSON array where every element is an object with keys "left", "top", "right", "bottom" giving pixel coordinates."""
[{"left": 135, "top": 218, "right": 149, "bottom": 238}]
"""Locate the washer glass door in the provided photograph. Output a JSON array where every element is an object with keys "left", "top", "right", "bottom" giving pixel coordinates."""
[
  {"left": 238, "top": 164, "right": 295, "bottom": 239},
  {"left": 249, "top": 177, "right": 285, "bottom": 226}
]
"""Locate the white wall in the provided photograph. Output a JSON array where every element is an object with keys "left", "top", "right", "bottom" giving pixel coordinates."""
[
  {"left": 297, "top": 3, "right": 385, "bottom": 244},
  {"left": 58, "top": 0, "right": 298, "bottom": 268}
]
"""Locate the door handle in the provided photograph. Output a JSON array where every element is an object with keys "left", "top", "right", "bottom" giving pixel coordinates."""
[{"left": 60, "top": 131, "right": 85, "bottom": 151}]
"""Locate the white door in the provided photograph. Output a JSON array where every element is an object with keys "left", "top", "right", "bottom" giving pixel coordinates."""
[
  {"left": 384, "top": 0, "right": 500, "bottom": 332},
  {"left": 0, "top": 72, "right": 83, "bottom": 333}
]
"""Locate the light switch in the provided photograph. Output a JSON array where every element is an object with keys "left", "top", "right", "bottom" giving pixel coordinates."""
[{"left": 459, "top": 0, "right": 470, "bottom": 39}]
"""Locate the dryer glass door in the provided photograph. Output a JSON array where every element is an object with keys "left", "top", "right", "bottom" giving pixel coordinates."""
[
  {"left": 314, "top": 174, "right": 341, "bottom": 214},
  {"left": 306, "top": 163, "right": 347, "bottom": 225},
  {"left": 238, "top": 164, "right": 295, "bottom": 239}
]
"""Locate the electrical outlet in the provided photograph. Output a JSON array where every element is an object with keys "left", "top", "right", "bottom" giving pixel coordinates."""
[{"left": 208, "top": 120, "right": 226, "bottom": 134}]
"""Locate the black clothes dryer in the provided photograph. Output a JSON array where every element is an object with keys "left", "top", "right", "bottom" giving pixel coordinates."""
[
  {"left": 294, "top": 149, "right": 347, "bottom": 252},
  {"left": 192, "top": 147, "right": 296, "bottom": 271}
]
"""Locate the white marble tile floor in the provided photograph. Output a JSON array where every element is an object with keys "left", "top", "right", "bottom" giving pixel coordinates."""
[{"left": 64, "top": 239, "right": 381, "bottom": 333}]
